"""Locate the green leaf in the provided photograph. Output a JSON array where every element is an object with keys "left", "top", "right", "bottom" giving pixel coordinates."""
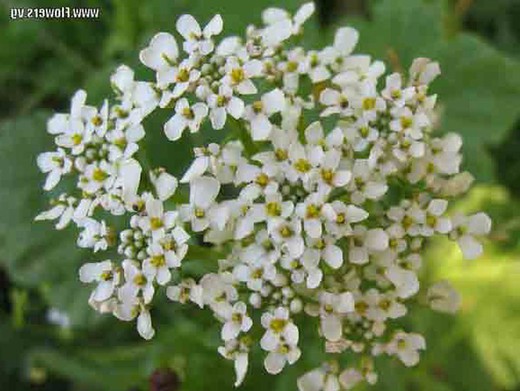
[{"left": 0, "top": 112, "right": 96, "bottom": 326}]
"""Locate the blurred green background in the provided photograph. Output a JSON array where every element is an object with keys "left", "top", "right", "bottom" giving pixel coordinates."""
[{"left": 0, "top": 0, "right": 519, "bottom": 390}]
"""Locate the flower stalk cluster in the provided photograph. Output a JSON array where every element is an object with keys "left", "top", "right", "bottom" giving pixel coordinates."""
[{"left": 36, "top": 3, "right": 491, "bottom": 389}]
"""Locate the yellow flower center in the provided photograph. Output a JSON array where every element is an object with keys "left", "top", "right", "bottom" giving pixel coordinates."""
[
  {"left": 362, "top": 97, "right": 376, "bottom": 111},
  {"left": 270, "top": 318, "right": 287, "bottom": 333},
  {"left": 294, "top": 159, "right": 311, "bottom": 173},
  {"left": 266, "top": 202, "right": 281, "bottom": 217},
  {"left": 92, "top": 168, "right": 108, "bottom": 182},
  {"left": 150, "top": 217, "right": 164, "bottom": 230},
  {"left": 230, "top": 68, "right": 245, "bottom": 84}
]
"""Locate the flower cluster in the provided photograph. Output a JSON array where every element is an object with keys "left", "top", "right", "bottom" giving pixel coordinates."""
[{"left": 36, "top": 2, "right": 491, "bottom": 389}]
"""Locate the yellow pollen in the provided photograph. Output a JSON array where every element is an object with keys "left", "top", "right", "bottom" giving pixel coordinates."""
[
  {"left": 150, "top": 217, "right": 164, "bottom": 230},
  {"left": 275, "top": 148, "right": 288, "bottom": 161},
  {"left": 194, "top": 208, "right": 206, "bottom": 218},
  {"left": 150, "top": 255, "right": 166, "bottom": 267},
  {"left": 252, "top": 100, "right": 264, "bottom": 113},
  {"left": 182, "top": 107, "right": 194, "bottom": 119},
  {"left": 92, "top": 168, "right": 108, "bottom": 182},
  {"left": 321, "top": 169, "right": 334, "bottom": 184},
  {"left": 287, "top": 61, "right": 298, "bottom": 72},
  {"left": 91, "top": 115, "right": 103, "bottom": 126},
  {"left": 359, "top": 126, "right": 369, "bottom": 138},
  {"left": 270, "top": 318, "right": 287, "bottom": 333},
  {"left": 280, "top": 225, "right": 293, "bottom": 238},
  {"left": 362, "top": 97, "right": 376, "bottom": 111},
  {"left": 255, "top": 173, "right": 269, "bottom": 187},
  {"left": 294, "top": 159, "right": 311, "bottom": 173},
  {"left": 306, "top": 204, "right": 320, "bottom": 218},
  {"left": 176, "top": 68, "right": 190, "bottom": 82},
  {"left": 230, "top": 68, "right": 245, "bottom": 84},
  {"left": 426, "top": 214, "right": 437, "bottom": 227},
  {"left": 336, "top": 213, "right": 346, "bottom": 224},
  {"left": 266, "top": 202, "right": 281, "bottom": 217},
  {"left": 72, "top": 133, "right": 83, "bottom": 146},
  {"left": 100, "top": 270, "right": 113, "bottom": 281},
  {"left": 401, "top": 117, "right": 412, "bottom": 129},
  {"left": 391, "top": 90, "right": 402, "bottom": 99},
  {"left": 133, "top": 274, "right": 147, "bottom": 286}
]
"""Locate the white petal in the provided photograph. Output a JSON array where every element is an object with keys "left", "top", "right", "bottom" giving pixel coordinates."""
[
  {"left": 324, "top": 245, "right": 343, "bottom": 269},
  {"left": 458, "top": 235, "right": 483, "bottom": 260},
  {"left": 321, "top": 314, "right": 342, "bottom": 341},
  {"left": 137, "top": 309, "right": 155, "bottom": 340},
  {"left": 264, "top": 352, "right": 286, "bottom": 375},
  {"left": 297, "top": 369, "right": 325, "bottom": 391},
  {"left": 250, "top": 115, "right": 272, "bottom": 141},
  {"left": 262, "top": 88, "right": 285, "bottom": 114},
  {"left": 180, "top": 156, "right": 208, "bottom": 183},
  {"left": 234, "top": 353, "right": 249, "bottom": 387},
  {"left": 176, "top": 14, "right": 201, "bottom": 40},
  {"left": 468, "top": 213, "right": 492, "bottom": 235},
  {"left": 190, "top": 176, "right": 220, "bottom": 208},
  {"left": 366, "top": 228, "right": 389, "bottom": 251},
  {"left": 203, "top": 14, "right": 223, "bottom": 37},
  {"left": 164, "top": 114, "right": 186, "bottom": 141},
  {"left": 334, "top": 27, "right": 359, "bottom": 56}
]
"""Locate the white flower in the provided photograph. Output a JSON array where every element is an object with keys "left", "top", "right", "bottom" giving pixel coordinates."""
[
  {"left": 218, "top": 338, "right": 250, "bottom": 387},
  {"left": 261, "top": 2, "right": 315, "bottom": 46},
  {"left": 450, "top": 212, "right": 491, "bottom": 259},
  {"left": 221, "top": 301, "right": 253, "bottom": 341},
  {"left": 244, "top": 89, "right": 285, "bottom": 141},
  {"left": 268, "top": 218, "right": 304, "bottom": 258},
  {"left": 35, "top": 194, "right": 76, "bottom": 230},
  {"left": 138, "top": 196, "right": 178, "bottom": 241},
  {"left": 222, "top": 57, "right": 263, "bottom": 95},
  {"left": 234, "top": 258, "right": 277, "bottom": 291},
  {"left": 323, "top": 201, "right": 368, "bottom": 238},
  {"left": 164, "top": 98, "right": 208, "bottom": 141},
  {"left": 409, "top": 58, "right": 441, "bottom": 85},
  {"left": 200, "top": 273, "right": 238, "bottom": 314},
  {"left": 295, "top": 192, "right": 329, "bottom": 239},
  {"left": 305, "top": 51, "right": 331, "bottom": 83},
  {"left": 166, "top": 278, "right": 204, "bottom": 308},
  {"left": 348, "top": 226, "right": 389, "bottom": 264},
  {"left": 338, "top": 368, "right": 363, "bottom": 390},
  {"left": 382, "top": 73, "right": 415, "bottom": 107},
  {"left": 427, "top": 280, "right": 461, "bottom": 314},
  {"left": 119, "top": 259, "right": 155, "bottom": 304},
  {"left": 114, "top": 300, "right": 155, "bottom": 340},
  {"left": 160, "top": 58, "right": 201, "bottom": 94},
  {"left": 180, "top": 176, "right": 228, "bottom": 232},
  {"left": 176, "top": 14, "right": 223, "bottom": 55},
  {"left": 319, "top": 291, "right": 354, "bottom": 341},
  {"left": 37, "top": 149, "right": 72, "bottom": 190},
  {"left": 386, "top": 332, "right": 426, "bottom": 367},
  {"left": 79, "top": 260, "right": 119, "bottom": 302},
  {"left": 260, "top": 307, "right": 299, "bottom": 351},
  {"left": 79, "top": 161, "right": 117, "bottom": 195},
  {"left": 298, "top": 363, "right": 341, "bottom": 391},
  {"left": 421, "top": 199, "right": 452, "bottom": 236},
  {"left": 77, "top": 218, "right": 110, "bottom": 252},
  {"left": 207, "top": 85, "right": 244, "bottom": 129},
  {"left": 264, "top": 343, "right": 301, "bottom": 375}
]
